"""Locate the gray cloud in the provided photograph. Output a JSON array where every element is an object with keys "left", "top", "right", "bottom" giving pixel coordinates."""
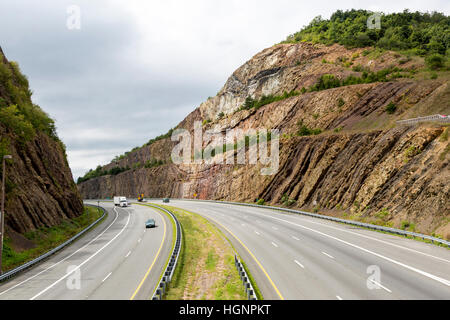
[{"left": 1, "top": 0, "right": 448, "bottom": 179}]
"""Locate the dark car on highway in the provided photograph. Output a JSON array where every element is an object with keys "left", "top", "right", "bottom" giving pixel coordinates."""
[
  {"left": 145, "top": 219, "right": 156, "bottom": 228},
  {"left": 163, "top": 198, "right": 170, "bottom": 203}
]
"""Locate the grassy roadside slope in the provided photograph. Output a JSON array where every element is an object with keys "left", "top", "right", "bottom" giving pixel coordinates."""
[
  {"left": 159, "top": 205, "right": 246, "bottom": 300},
  {"left": 3, "top": 206, "right": 104, "bottom": 271}
]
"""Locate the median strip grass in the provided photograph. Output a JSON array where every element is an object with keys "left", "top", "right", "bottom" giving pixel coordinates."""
[
  {"left": 157, "top": 204, "right": 247, "bottom": 300},
  {"left": 3, "top": 205, "right": 105, "bottom": 272}
]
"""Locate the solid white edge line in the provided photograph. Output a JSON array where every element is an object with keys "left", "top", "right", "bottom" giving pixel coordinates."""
[
  {"left": 369, "top": 279, "right": 392, "bottom": 293},
  {"left": 271, "top": 242, "right": 278, "bottom": 248},
  {"left": 0, "top": 204, "right": 119, "bottom": 297},
  {"left": 294, "top": 260, "right": 304, "bottom": 268},
  {"left": 322, "top": 251, "right": 334, "bottom": 259},
  {"left": 177, "top": 200, "right": 450, "bottom": 287},
  {"left": 239, "top": 204, "right": 450, "bottom": 264},
  {"left": 29, "top": 208, "right": 132, "bottom": 300},
  {"left": 264, "top": 214, "right": 450, "bottom": 287},
  {"left": 102, "top": 272, "right": 112, "bottom": 282}
]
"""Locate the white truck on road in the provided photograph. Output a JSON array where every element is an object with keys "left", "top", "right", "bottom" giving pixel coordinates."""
[{"left": 114, "top": 196, "right": 128, "bottom": 207}]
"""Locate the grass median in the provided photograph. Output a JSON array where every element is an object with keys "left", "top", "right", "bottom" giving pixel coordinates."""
[
  {"left": 157, "top": 204, "right": 247, "bottom": 300},
  {"left": 3, "top": 205, "right": 105, "bottom": 272}
]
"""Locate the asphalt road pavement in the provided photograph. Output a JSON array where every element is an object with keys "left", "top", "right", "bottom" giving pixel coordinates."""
[{"left": 0, "top": 201, "right": 173, "bottom": 300}]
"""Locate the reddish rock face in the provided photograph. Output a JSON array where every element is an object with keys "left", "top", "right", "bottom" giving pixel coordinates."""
[
  {"left": 78, "top": 42, "right": 450, "bottom": 238},
  {"left": 0, "top": 48, "right": 83, "bottom": 235}
]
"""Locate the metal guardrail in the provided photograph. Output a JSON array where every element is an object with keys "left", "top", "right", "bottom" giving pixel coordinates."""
[
  {"left": 0, "top": 204, "right": 107, "bottom": 282},
  {"left": 234, "top": 255, "right": 257, "bottom": 300},
  {"left": 396, "top": 114, "right": 450, "bottom": 125},
  {"left": 143, "top": 198, "right": 449, "bottom": 247},
  {"left": 149, "top": 204, "right": 182, "bottom": 300}
]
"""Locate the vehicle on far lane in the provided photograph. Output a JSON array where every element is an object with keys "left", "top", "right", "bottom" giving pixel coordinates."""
[
  {"left": 114, "top": 196, "right": 128, "bottom": 207},
  {"left": 163, "top": 198, "right": 170, "bottom": 203},
  {"left": 145, "top": 219, "right": 156, "bottom": 228}
]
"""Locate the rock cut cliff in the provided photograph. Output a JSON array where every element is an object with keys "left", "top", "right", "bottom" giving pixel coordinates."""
[
  {"left": 0, "top": 47, "right": 83, "bottom": 237},
  {"left": 78, "top": 42, "right": 450, "bottom": 239}
]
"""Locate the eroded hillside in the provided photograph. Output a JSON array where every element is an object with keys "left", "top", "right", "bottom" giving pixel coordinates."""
[
  {"left": 0, "top": 47, "right": 83, "bottom": 239},
  {"left": 78, "top": 41, "right": 449, "bottom": 239}
]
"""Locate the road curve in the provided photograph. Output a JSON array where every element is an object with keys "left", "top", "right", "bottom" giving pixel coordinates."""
[
  {"left": 166, "top": 200, "right": 450, "bottom": 300},
  {"left": 0, "top": 201, "right": 173, "bottom": 300}
]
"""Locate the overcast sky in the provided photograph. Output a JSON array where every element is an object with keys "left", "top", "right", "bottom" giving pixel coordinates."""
[{"left": 0, "top": 0, "right": 448, "bottom": 180}]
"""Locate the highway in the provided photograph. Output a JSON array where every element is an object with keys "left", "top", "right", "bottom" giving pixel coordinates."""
[
  {"left": 0, "top": 201, "right": 173, "bottom": 300},
  {"left": 165, "top": 200, "right": 450, "bottom": 300}
]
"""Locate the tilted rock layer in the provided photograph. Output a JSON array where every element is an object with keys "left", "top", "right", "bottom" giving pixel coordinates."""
[
  {"left": 0, "top": 48, "right": 83, "bottom": 235},
  {"left": 79, "top": 42, "right": 450, "bottom": 238}
]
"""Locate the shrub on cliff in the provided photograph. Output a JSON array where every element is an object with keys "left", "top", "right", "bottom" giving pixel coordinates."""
[
  {"left": 0, "top": 105, "right": 35, "bottom": 141},
  {"left": 425, "top": 54, "right": 446, "bottom": 70},
  {"left": 284, "top": 9, "right": 449, "bottom": 57},
  {"left": 0, "top": 59, "right": 59, "bottom": 142}
]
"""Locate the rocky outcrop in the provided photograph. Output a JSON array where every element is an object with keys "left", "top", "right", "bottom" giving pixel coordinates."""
[
  {"left": 0, "top": 47, "right": 83, "bottom": 235},
  {"left": 78, "top": 42, "right": 449, "bottom": 238}
]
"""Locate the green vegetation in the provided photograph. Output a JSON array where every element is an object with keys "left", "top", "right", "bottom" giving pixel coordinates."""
[
  {"left": 440, "top": 127, "right": 449, "bottom": 142},
  {"left": 296, "top": 120, "right": 322, "bottom": 136},
  {"left": 385, "top": 102, "right": 397, "bottom": 114},
  {"left": 309, "top": 67, "right": 408, "bottom": 93},
  {"left": 256, "top": 199, "right": 265, "bottom": 205},
  {"left": 375, "top": 208, "right": 390, "bottom": 219},
  {"left": 201, "top": 131, "right": 275, "bottom": 161},
  {"left": 281, "top": 193, "right": 296, "bottom": 206},
  {"left": 3, "top": 206, "right": 104, "bottom": 271},
  {"left": 401, "top": 220, "right": 416, "bottom": 231},
  {"left": 144, "top": 158, "right": 165, "bottom": 168},
  {"left": 145, "top": 127, "right": 175, "bottom": 146},
  {"left": 425, "top": 54, "right": 446, "bottom": 70},
  {"left": 240, "top": 90, "right": 300, "bottom": 111},
  {"left": 158, "top": 205, "right": 247, "bottom": 300},
  {"left": 404, "top": 145, "right": 421, "bottom": 163},
  {"left": 283, "top": 9, "right": 449, "bottom": 61},
  {"left": 77, "top": 165, "right": 131, "bottom": 184},
  {"left": 0, "top": 59, "right": 59, "bottom": 143}
]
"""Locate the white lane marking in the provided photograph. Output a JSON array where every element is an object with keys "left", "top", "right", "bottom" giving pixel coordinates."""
[
  {"left": 254, "top": 231, "right": 260, "bottom": 235},
  {"left": 241, "top": 223, "right": 246, "bottom": 227},
  {"left": 138, "top": 238, "right": 141, "bottom": 243},
  {"left": 294, "top": 260, "right": 304, "bottom": 268},
  {"left": 292, "top": 236, "right": 300, "bottom": 241},
  {"left": 271, "top": 242, "right": 278, "bottom": 248},
  {"left": 0, "top": 205, "right": 120, "bottom": 297},
  {"left": 102, "top": 272, "right": 112, "bottom": 282},
  {"left": 322, "top": 251, "right": 334, "bottom": 259},
  {"left": 125, "top": 251, "right": 131, "bottom": 258},
  {"left": 259, "top": 214, "right": 450, "bottom": 287},
  {"left": 272, "top": 226, "right": 278, "bottom": 230},
  {"left": 368, "top": 279, "right": 392, "bottom": 293},
  {"left": 30, "top": 209, "right": 132, "bottom": 300},
  {"left": 225, "top": 203, "right": 450, "bottom": 264},
  {"left": 144, "top": 229, "right": 146, "bottom": 233},
  {"left": 336, "top": 295, "right": 343, "bottom": 300}
]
